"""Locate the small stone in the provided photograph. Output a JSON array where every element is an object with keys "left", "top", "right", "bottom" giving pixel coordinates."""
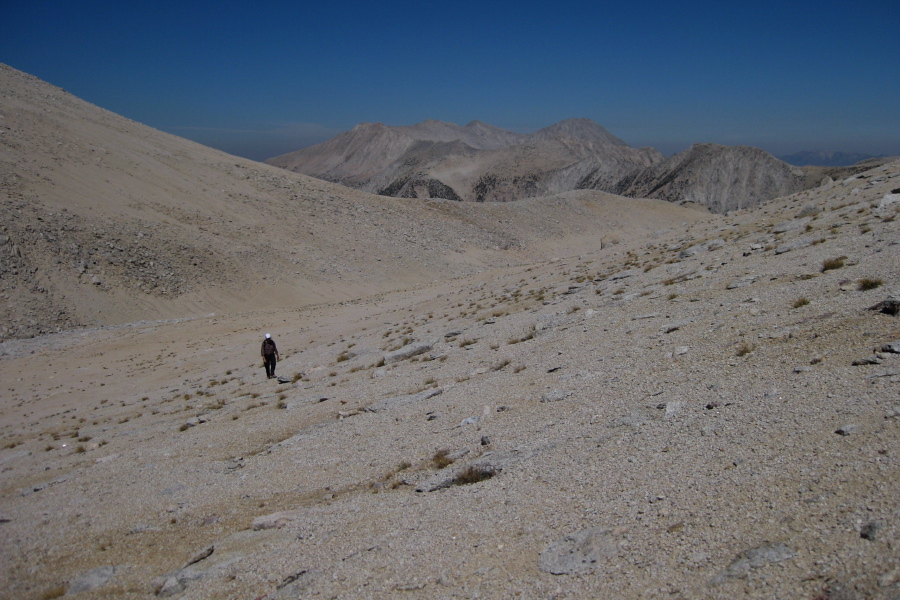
[
  {"left": 882, "top": 341, "right": 900, "bottom": 353},
  {"left": 709, "top": 542, "right": 795, "bottom": 585},
  {"left": 184, "top": 544, "right": 214, "bottom": 567},
  {"left": 541, "top": 389, "right": 572, "bottom": 403},
  {"left": 68, "top": 565, "right": 116, "bottom": 595},
  {"left": 869, "top": 297, "right": 900, "bottom": 316},
  {"left": 157, "top": 576, "right": 185, "bottom": 597},
  {"left": 664, "top": 401, "right": 684, "bottom": 419},
  {"left": 852, "top": 356, "right": 882, "bottom": 366},
  {"left": 834, "top": 424, "right": 860, "bottom": 436},
  {"left": 860, "top": 520, "right": 883, "bottom": 540},
  {"left": 252, "top": 510, "right": 302, "bottom": 530},
  {"left": 538, "top": 527, "right": 621, "bottom": 574},
  {"left": 878, "top": 567, "right": 900, "bottom": 588},
  {"left": 384, "top": 341, "right": 433, "bottom": 364}
]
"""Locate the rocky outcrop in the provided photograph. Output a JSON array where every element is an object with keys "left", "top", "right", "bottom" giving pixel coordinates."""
[{"left": 610, "top": 143, "right": 810, "bottom": 213}]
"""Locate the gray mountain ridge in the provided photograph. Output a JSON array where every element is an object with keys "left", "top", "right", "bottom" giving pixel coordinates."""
[{"left": 267, "top": 119, "right": 890, "bottom": 213}]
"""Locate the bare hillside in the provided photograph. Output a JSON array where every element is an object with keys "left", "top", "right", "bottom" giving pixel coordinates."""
[{"left": 0, "top": 65, "right": 702, "bottom": 340}]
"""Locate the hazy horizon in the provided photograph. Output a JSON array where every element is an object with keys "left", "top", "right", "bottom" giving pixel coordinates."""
[{"left": 2, "top": 0, "right": 897, "bottom": 162}]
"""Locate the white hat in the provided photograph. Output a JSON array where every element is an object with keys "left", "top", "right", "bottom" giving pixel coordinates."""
[{"left": 265, "top": 333, "right": 271, "bottom": 339}]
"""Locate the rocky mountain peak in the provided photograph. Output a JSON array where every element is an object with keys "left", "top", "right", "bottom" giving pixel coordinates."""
[{"left": 530, "top": 117, "right": 627, "bottom": 146}]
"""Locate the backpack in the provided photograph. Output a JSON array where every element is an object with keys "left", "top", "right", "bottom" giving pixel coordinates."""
[{"left": 263, "top": 339, "right": 276, "bottom": 356}]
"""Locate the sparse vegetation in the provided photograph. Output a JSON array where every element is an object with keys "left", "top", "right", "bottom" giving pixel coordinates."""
[
  {"left": 736, "top": 342, "right": 755, "bottom": 357},
  {"left": 508, "top": 331, "right": 534, "bottom": 344},
  {"left": 858, "top": 277, "right": 883, "bottom": 291},
  {"left": 492, "top": 358, "right": 511, "bottom": 371},
  {"left": 821, "top": 256, "right": 846, "bottom": 272},
  {"left": 451, "top": 465, "right": 496, "bottom": 486},
  {"left": 792, "top": 297, "right": 810, "bottom": 308},
  {"left": 432, "top": 449, "right": 454, "bottom": 469}
]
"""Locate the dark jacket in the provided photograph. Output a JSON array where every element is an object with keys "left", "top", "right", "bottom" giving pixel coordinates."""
[{"left": 261, "top": 338, "right": 278, "bottom": 358}]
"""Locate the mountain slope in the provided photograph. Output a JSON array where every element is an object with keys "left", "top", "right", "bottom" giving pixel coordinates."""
[
  {"left": 268, "top": 117, "right": 663, "bottom": 203},
  {"left": 0, "top": 64, "right": 702, "bottom": 339},
  {"left": 609, "top": 143, "right": 817, "bottom": 212}
]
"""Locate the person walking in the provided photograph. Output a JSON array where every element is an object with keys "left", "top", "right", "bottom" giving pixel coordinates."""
[{"left": 261, "top": 333, "right": 280, "bottom": 379}]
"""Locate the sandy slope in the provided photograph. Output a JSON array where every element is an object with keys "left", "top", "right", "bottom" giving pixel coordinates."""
[
  {"left": 0, "top": 64, "right": 705, "bottom": 340},
  {"left": 1, "top": 65, "right": 899, "bottom": 600}
]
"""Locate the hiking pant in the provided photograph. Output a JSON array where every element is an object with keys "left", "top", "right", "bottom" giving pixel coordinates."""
[{"left": 264, "top": 355, "right": 277, "bottom": 378}]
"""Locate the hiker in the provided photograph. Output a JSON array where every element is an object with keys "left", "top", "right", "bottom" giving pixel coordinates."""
[{"left": 261, "top": 333, "right": 280, "bottom": 379}]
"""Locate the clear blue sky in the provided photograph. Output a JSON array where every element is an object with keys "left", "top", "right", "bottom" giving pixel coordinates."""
[{"left": 2, "top": 0, "right": 898, "bottom": 161}]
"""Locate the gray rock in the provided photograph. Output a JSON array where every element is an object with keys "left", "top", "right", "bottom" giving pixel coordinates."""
[
  {"left": 860, "top": 520, "right": 883, "bottom": 540},
  {"left": 835, "top": 424, "right": 860, "bottom": 436},
  {"left": 384, "top": 341, "right": 432, "bottom": 364},
  {"left": 660, "top": 318, "right": 693, "bottom": 334},
  {"left": 157, "top": 576, "right": 185, "bottom": 597},
  {"left": 632, "top": 313, "right": 660, "bottom": 321},
  {"left": 882, "top": 341, "right": 900, "bottom": 353},
  {"left": 868, "top": 296, "right": 900, "bottom": 316},
  {"left": 541, "top": 389, "right": 572, "bottom": 403},
  {"left": 665, "top": 401, "right": 684, "bottom": 419},
  {"left": 878, "top": 567, "right": 900, "bottom": 588},
  {"left": 538, "top": 527, "right": 621, "bottom": 574},
  {"left": 709, "top": 541, "right": 795, "bottom": 585},
  {"left": 67, "top": 565, "right": 116, "bottom": 595},
  {"left": 608, "top": 268, "right": 640, "bottom": 281},
  {"left": 678, "top": 243, "right": 706, "bottom": 258},
  {"left": 852, "top": 356, "right": 882, "bottom": 366},
  {"left": 775, "top": 238, "right": 813, "bottom": 254},
  {"left": 251, "top": 510, "right": 304, "bottom": 531},
  {"left": 184, "top": 544, "right": 214, "bottom": 567},
  {"left": 726, "top": 275, "right": 760, "bottom": 289}
]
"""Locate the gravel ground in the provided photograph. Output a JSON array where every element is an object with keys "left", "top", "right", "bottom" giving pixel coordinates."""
[{"left": 1, "top": 158, "right": 898, "bottom": 600}]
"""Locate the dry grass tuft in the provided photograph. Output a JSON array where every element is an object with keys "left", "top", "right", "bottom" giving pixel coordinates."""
[
  {"left": 821, "top": 256, "right": 846, "bottom": 272},
  {"left": 857, "top": 277, "right": 883, "bottom": 291},
  {"left": 735, "top": 342, "right": 755, "bottom": 357},
  {"left": 431, "top": 449, "right": 454, "bottom": 469},
  {"left": 452, "top": 465, "right": 497, "bottom": 486}
]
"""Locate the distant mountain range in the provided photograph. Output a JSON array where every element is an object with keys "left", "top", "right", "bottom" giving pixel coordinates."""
[
  {"left": 778, "top": 150, "right": 882, "bottom": 167},
  {"left": 266, "top": 119, "right": 894, "bottom": 213}
]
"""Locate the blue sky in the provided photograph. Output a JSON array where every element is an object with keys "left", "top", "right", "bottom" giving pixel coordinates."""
[{"left": 2, "top": 0, "right": 898, "bottom": 161}]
